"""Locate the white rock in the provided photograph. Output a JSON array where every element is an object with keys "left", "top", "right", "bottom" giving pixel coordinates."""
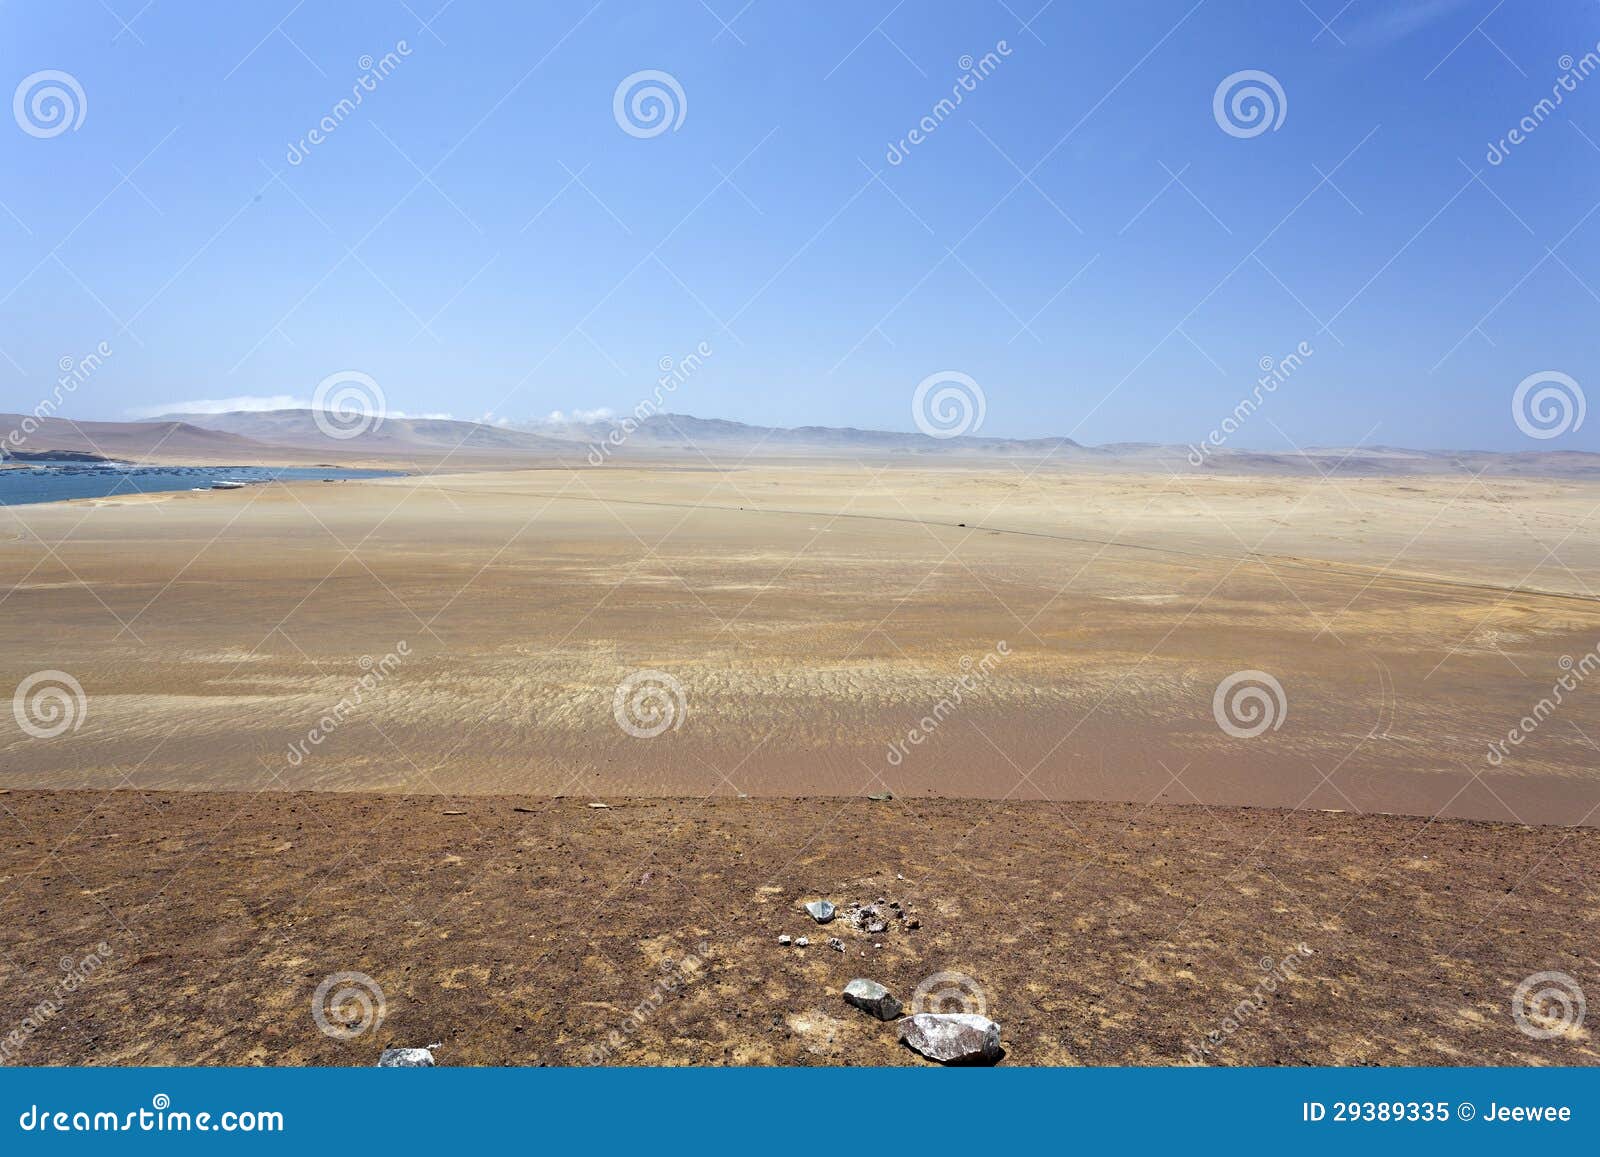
[
  {"left": 899, "top": 1014, "right": 1002, "bottom": 1065},
  {"left": 377, "top": 1045, "right": 437, "bottom": 1067},
  {"left": 842, "top": 978, "right": 903, "bottom": 1021},
  {"left": 804, "top": 900, "right": 836, "bottom": 923}
]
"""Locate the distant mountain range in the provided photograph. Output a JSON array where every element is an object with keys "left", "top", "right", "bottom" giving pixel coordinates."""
[
  {"left": 0, "top": 415, "right": 295, "bottom": 465},
  {"left": 148, "top": 409, "right": 1082, "bottom": 459},
  {"left": 2, "top": 408, "right": 1597, "bottom": 478}
]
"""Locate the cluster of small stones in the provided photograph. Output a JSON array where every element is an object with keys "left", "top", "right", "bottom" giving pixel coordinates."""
[
  {"left": 785, "top": 895, "right": 920, "bottom": 955},
  {"left": 788, "top": 895, "right": 1000, "bottom": 1065}
]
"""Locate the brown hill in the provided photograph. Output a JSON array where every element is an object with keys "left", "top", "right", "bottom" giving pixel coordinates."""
[{"left": 0, "top": 415, "right": 287, "bottom": 466}]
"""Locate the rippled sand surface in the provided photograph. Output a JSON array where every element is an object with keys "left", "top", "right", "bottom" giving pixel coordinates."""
[{"left": 4, "top": 464, "right": 1598, "bottom": 825}]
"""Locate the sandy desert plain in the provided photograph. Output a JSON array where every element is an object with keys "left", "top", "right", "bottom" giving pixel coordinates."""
[{"left": 2, "top": 448, "right": 1598, "bottom": 1065}]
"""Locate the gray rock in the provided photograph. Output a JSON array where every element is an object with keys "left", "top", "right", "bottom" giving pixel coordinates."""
[
  {"left": 795, "top": 936, "right": 810, "bottom": 947},
  {"left": 778, "top": 934, "right": 792, "bottom": 945},
  {"left": 899, "top": 1014, "right": 1002, "bottom": 1065},
  {"left": 827, "top": 937, "right": 845, "bottom": 952},
  {"left": 804, "top": 900, "right": 835, "bottom": 923},
  {"left": 377, "top": 1045, "right": 437, "bottom": 1068},
  {"left": 842, "top": 978, "right": 903, "bottom": 1021}
]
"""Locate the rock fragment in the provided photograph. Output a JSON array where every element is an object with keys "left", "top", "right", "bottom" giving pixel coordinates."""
[
  {"left": 377, "top": 1045, "right": 438, "bottom": 1068},
  {"left": 804, "top": 900, "right": 836, "bottom": 923},
  {"left": 842, "top": 978, "right": 903, "bottom": 1021},
  {"left": 898, "top": 1014, "right": 1002, "bottom": 1065}
]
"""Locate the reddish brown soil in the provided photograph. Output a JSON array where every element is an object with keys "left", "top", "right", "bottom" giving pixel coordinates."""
[{"left": 1, "top": 789, "right": 1594, "bottom": 1066}]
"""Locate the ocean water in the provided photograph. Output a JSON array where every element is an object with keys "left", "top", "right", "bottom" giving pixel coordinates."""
[{"left": 0, "top": 462, "right": 405, "bottom": 506}]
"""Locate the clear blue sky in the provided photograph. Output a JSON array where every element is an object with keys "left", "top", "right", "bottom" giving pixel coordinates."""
[{"left": 2, "top": 0, "right": 1598, "bottom": 450}]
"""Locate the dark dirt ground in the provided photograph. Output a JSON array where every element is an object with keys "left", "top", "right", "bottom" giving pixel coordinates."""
[{"left": 0, "top": 789, "right": 1595, "bottom": 1066}]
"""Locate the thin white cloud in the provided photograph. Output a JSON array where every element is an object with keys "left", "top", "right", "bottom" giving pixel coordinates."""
[
  {"left": 537, "top": 408, "right": 614, "bottom": 424},
  {"left": 131, "top": 397, "right": 455, "bottom": 422},
  {"left": 1341, "top": 0, "right": 1473, "bottom": 46},
  {"left": 131, "top": 394, "right": 307, "bottom": 417}
]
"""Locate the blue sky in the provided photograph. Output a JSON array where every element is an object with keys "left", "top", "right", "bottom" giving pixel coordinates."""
[{"left": 2, "top": 0, "right": 1598, "bottom": 450}]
